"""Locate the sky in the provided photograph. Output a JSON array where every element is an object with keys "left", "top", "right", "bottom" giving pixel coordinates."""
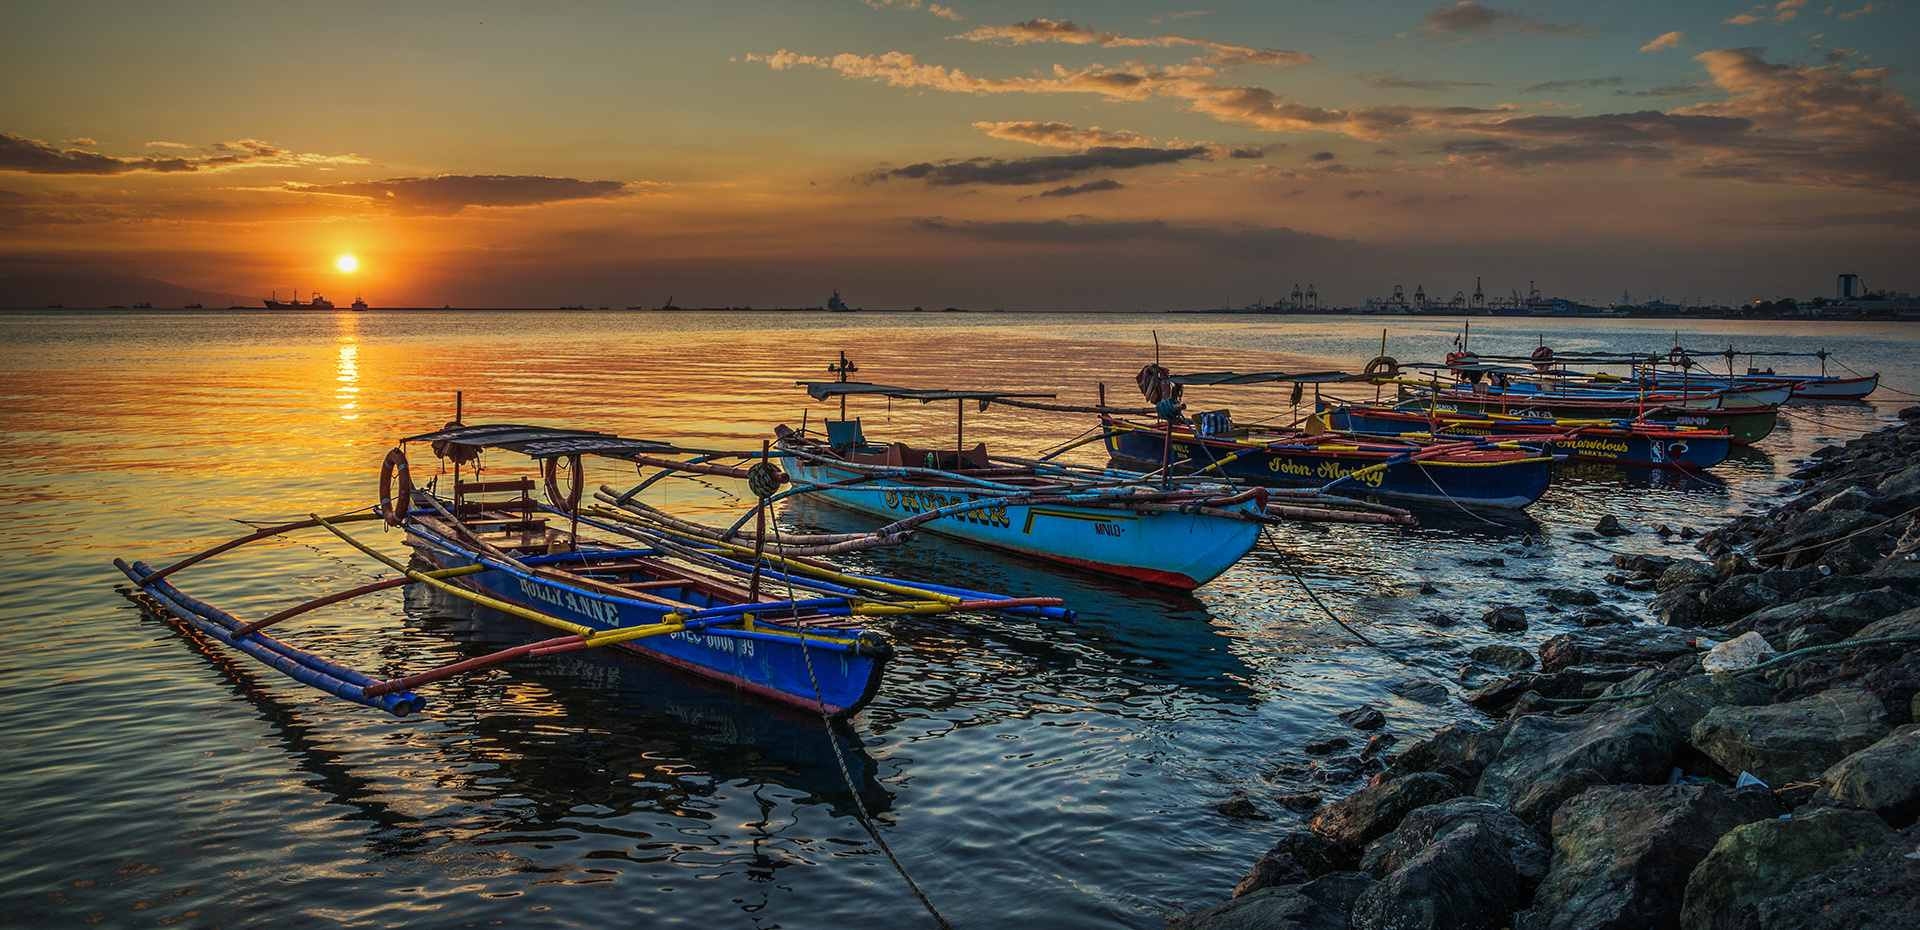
[{"left": 2, "top": 0, "right": 1916, "bottom": 310}]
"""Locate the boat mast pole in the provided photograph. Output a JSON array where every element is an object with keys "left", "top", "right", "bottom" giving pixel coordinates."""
[
  {"left": 956, "top": 398, "right": 964, "bottom": 453},
  {"left": 747, "top": 442, "right": 772, "bottom": 604}
]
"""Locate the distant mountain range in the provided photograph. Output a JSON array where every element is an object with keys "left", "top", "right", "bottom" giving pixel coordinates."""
[{"left": 0, "top": 273, "right": 257, "bottom": 309}]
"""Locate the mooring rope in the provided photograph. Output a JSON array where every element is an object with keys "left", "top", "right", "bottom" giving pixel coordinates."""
[
  {"left": 771, "top": 501, "right": 955, "bottom": 930},
  {"left": 1832, "top": 359, "right": 1919, "bottom": 398}
]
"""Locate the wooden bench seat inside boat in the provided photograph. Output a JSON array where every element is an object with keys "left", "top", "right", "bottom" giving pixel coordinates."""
[
  {"left": 848, "top": 441, "right": 990, "bottom": 471},
  {"left": 463, "top": 516, "right": 548, "bottom": 530}
]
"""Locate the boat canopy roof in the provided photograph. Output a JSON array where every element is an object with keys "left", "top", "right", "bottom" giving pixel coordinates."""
[
  {"left": 401, "top": 423, "right": 691, "bottom": 459},
  {"left": 1404, "top": 361, "right": 1539, "bottom": 375},
  {"left": 1449, "top": 352, "right": 1662, "bottom": 367},
  {"left": 800, "top": 381, "right": 1056, "bottom": 403},
  {"left": 1677, "top": 347, "right": 1832, "bottom": 358},
  {"left": 1168, "top": 370, "right": 1362, "bottom": 385}
]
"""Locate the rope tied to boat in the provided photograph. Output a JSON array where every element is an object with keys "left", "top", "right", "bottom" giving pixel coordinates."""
[{"left": 768, "top": 506, "right": 957, "bottom": 930}]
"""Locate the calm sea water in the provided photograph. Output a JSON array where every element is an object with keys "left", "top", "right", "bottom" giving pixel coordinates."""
[{"left": 2, "top": 309, "right": 1914, "bottom": 928}]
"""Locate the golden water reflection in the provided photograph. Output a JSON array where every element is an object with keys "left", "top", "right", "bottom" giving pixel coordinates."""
[{"left": 337, "top": 338, "right": 359, "bottom": 420}]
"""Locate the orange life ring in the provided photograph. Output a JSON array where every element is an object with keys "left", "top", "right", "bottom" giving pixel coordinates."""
[
  {"left": 543, "top": 454, "right": 584, "bottom": 511},
  {"left": 1530, "top": 345, "right": 1554, "bottom": 370},
  {"left": 378, "top": 447, "right": 413, "bottom": 527},
  {"left": 1364, "top": 355, "right": 1399, "bottom": 375}
]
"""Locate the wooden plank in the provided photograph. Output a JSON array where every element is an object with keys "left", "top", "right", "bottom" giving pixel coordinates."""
[{"left": 457, "top": 478, "right": 534, "bottom": 495}]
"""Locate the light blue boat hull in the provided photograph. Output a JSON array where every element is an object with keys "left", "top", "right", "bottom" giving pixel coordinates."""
[{"left": 782, "top": 459, "right": 1261, "bottom": 589}]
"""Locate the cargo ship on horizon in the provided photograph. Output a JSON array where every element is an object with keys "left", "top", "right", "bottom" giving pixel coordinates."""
[{"left": 263, "top": 290, "right": 334, "bottom": 310}]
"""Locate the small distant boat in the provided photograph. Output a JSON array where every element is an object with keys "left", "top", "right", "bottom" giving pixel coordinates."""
[
  {"left": 827, "top": 289, "right": 855, "bottom": 312},
  {"left": 264, "top": 290, "right": 334, "bottom": 310},
  {"left": 183, "top": 303, "right": 202, "bottom": 309},
  {"left": 133, "top": 302, "right": 153, "bottom": 309},
  {"left": 351, "top": 297, "right": 368, "bottom": 311}
]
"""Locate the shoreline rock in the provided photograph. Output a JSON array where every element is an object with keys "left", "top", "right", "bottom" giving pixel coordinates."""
[{"left": 1176, "top": 410, "right": 1920, "bottom": 929}]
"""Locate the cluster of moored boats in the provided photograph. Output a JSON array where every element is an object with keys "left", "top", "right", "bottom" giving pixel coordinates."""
[{"left": 116, "top": 344, "right": 1875, "bottom": 719}]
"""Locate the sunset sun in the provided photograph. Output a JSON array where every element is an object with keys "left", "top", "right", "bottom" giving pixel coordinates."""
[{"left": 335, "top": 254, "right": 357, "bottom": 273}]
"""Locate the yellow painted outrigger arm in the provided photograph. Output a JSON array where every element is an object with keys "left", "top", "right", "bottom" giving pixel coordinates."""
[{"left": 310, "top": 513, "right": 695, "bottom": 650}]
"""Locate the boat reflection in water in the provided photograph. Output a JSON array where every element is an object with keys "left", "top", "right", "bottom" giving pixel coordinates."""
[
  {"left": 401, "top": 578, "right": 893, "bottom": 817},
  {"left": 778, "top": 495, "right": 1261, "bottom": 708}
]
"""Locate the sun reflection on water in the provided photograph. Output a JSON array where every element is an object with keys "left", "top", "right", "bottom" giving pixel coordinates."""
[{"left": 336, "top": 338, "right": 359, "bottom": 420}]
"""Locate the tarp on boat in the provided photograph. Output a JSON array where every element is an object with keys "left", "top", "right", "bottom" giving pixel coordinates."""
[
  {"left": 400, "top": 423, "right": 689, "bottom": 459},
  {"left": 1166, "top": 370, "right": 1365, "bottom": 385},
  {"left": 799, "top": 382, "right": 1056, "bottom": 403}
]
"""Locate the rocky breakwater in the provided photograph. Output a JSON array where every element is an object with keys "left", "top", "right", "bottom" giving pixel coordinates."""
[{"left": 1174, "top": 407, "right": 1920, "bottom": 930}]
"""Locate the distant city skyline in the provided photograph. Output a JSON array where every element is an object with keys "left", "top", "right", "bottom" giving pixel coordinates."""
[{"left": 3, "top": 1, "right": 1915, "bottom": 311}]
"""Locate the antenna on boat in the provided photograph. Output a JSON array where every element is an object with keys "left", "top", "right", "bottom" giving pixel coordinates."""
[
  {"left": 455, "top": 391, "right": 463, "bottom": 424},
  {"left": 828, "top": 351, "right": 858, "bottom": 420}
]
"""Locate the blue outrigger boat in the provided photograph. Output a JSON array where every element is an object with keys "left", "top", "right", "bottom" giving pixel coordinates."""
[
  {"left": 1101, "top": 367, "right": 1556, "bottom": 510},
  {"left": 767, "top": 370, "right": 1415, "bottom": 589},
  {"left": 117, "top": 422, "right": 1067, "bottom": 718},
  {"left": 1320, "top": 403, "right": 1734, "bottom": 470}
]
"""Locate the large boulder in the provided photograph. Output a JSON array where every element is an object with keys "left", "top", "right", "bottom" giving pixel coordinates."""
[
  {"left": 1850, "top": 606, "right": 1920, "bottom": 642},
  {"left": 1766, "top": 638, "right": 1920, "bottom": 728},
  {"left": 1471, "top": 644, "right": 1537, "bottom": 672},
  {"left": 1233, "top": 831, "right": 1343, "bottom": 897},
  {"left": 1517, "top": 784, "right": 1783, "bottom": 930},
  {"left": 1170, "top": 872, "right": 1374, "bottom": 930},
  {"left": 1750, "top": 822, "right": 1920, "bottom": 929},
  {"left": 1632, "top": 673, "right": 1779, "bottom": 734},
  {"left": 1702, "top": 579, "right": 1785, "bottom": 626},
  {"left": 1758, "top": 508, "right": 1881, "bottom": 569},
  {"left": 1477, "top": 705, "right": 1683, "bottom": 829},
  {"left": 1463, "top": 667, "right": 1647, "bottom": 714},
  {"left": 1349, "top": 797, "right": 1549, "bottom": 930},
  {"left": 1725, "top": 588, "right": 1920, "bottom": 642},
  {"left": 1537, "top": 629, "right": 1709, "bottom": 672},
  {"left": 1679, "top": 807, "right": 1895, "bottom": 930},
  {"left": 1813, "top": 724, "right": 1920, "bottom": 827},
  {"left": 1307, "top": 772, "right": 1463, "bottom": 855},
  {"left": 1691, "top": 688, "right": 1892, "bottom": 786},
  {"left": 1658, "top": 559, "right": 1719, "bottom": 592},
  {"left": 1378, "top": 722, "right": 1509, "bottom": 791}
]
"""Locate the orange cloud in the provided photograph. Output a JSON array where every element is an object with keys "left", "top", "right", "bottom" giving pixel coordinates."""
[
  {"left": 0, "top": 133, "right": 366, "bottom": 175},
  {"left": 751, "top": 50, "right": 1493, "bottom": 142},
  {"left": 1419, "top": 2, "right": 1597, "bottom": 42},
  {"left": 1639, "top": 31, "right": 1686, "bottom": 52},
  {"left": 861, "top": 146, "right": 1210, "bottom": 186},
  {"left": 287, "top": 175, "right": 634, "bottom": 216},
  {"left": 973, "top": 120, "right": 1157, "bottom": 149},
  {"left": 865, "top": 0, "right": 961, "bottom": 21},
  {"left": 953, "top": 19, "right": 1314, "bottom": 69}
]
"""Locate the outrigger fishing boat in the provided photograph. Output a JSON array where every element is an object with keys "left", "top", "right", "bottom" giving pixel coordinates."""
[
  {"left": 1101, "top": 367, "right": 1557, "bottom": 510},
  {"left": 1406, "top": 358, "right": 1781, "bottom": 445},
  {"left": 1665, "top": 346, "right": 1879, "bottom": 401},
  {"left": 769, "top": 362, "right": 1416, "bottom": 589},
  {"left": 1320, "top": 403, "right": 1733, "bottom": 470},
  {"left": 117, "top": 421, "right": 1068, "bottom": 719}
]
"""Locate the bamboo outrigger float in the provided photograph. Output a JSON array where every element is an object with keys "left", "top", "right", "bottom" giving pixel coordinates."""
[{"left": 117, "top": 421, "right": 1069, "bottom": 719}]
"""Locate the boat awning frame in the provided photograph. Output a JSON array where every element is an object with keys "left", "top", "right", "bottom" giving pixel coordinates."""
[
  {"left": 1165, "top": 370, "right": 1367, "bottom": 386},
  {"left": 799, "top": 381, "right": 1057, "bottom": 404},
  {"left": 399, "top": 423, "right": 728, "bottom": 459}
]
